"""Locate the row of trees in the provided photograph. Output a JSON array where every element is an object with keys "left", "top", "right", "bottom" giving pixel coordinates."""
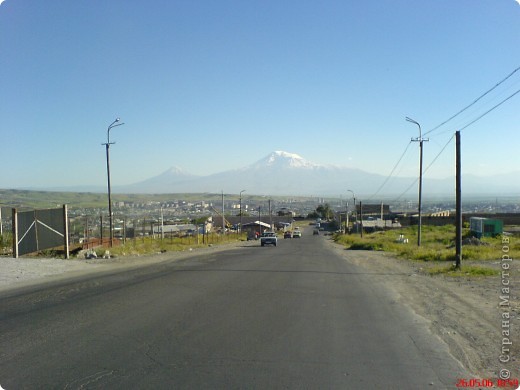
[{"left": 308, "top": 204, "right": 333, "bottom": 220}]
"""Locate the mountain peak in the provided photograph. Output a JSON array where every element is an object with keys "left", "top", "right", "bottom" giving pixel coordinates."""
[
  {"left": 252, "top": 151, "right": 320, "bottom": 169},
  {"left": 139, "top": 166, "right": 195, "bottom": 184},
  {"left": 165, "top": 166, "right": 191, "bottom": 176}
]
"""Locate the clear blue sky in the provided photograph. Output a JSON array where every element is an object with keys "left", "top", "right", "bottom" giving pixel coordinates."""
[{"left": 1, "top": 0, "right": 519, "bottom": 191}]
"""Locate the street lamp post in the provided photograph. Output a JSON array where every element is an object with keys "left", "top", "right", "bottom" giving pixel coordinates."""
[
  {"left": 258, "top": 206, "right": 261, "bottom": 234},
  {"left": 239, "top": 190, "right": 246, "bottom": 234},
  {"left": 406, "top": 116, "right": 429, "bottom": 247},
  {"left": 103, "top": 118, "right": 125, "bottom": 247}
]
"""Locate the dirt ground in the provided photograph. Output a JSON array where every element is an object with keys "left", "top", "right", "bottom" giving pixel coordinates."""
[
  {"left": 0, "top": 238, "right": 518, "bottom": 385},
  {"left": 0, "top": 243, "right": 244, "bottom": 293},
  {"left": 328, "top": 240, "right": 519, "bottom": 384}
]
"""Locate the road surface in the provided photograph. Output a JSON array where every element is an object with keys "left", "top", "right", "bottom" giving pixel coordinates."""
[{"left": 0, "top": 229, "right": 468, "bottom": 389}]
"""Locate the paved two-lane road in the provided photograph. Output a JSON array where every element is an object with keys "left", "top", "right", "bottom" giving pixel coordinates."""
[{"left": 0, "top": 230, "right": 468, "bottom": 389}]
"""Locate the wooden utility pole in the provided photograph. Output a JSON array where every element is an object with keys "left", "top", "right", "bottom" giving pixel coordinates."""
[
  {"left": 269, "top": 199, "right": 273, "bottom": 230},
  {"left": 222, "top": 191, "right": 225, "bottom": 232},
  {"left": 345, "top": 202, "right": 349, "bottom": 233},
  {"left": 455, "top": 131, "right": 462, "bottom": 269},
  {"left": 85, "top": 216, "right": 89, "bottom": 247},
  {"left": 359, "top": 201, "right": 363, "bottom": 238},
  {"left": 63, "top": 205, "right": 69, "bottom": 259}
]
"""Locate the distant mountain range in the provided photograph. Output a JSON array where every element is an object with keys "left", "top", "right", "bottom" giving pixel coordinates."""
[
  {"left": 15, "top": 151, "right": 518, "bottom": 197},
  {"left": 110, "top": 151, "right": 520, "bottom": 197}
]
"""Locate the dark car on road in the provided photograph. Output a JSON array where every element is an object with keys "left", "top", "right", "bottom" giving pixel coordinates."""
[{"left": 260, "top": 232, "right": 278, "bottom": 246}]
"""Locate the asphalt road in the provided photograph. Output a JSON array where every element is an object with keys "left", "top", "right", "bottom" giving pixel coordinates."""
[{"left": 0, "top": 229, "right": 469, "bottom": 389}]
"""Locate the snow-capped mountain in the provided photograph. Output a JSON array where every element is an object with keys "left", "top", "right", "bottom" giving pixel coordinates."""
[
  {"left": 116, "top": 151, "right": 411, "bottom": 195},
  {"left": 112, "top": 151, "right": 520, "bottom": 196},
  {"left": 247, "top": 151, "right": 320, "bottom": 170}
]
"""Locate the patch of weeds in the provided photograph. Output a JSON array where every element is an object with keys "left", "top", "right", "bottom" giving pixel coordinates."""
[
  {"left": 410, "top": 249, "right": 456, "bottom": 262},
  {"left": 348, "top": 242, "right": 384, "bottom": 251},
  {"left": 427, "top": 264, "right": 499, "bottom": 277}
]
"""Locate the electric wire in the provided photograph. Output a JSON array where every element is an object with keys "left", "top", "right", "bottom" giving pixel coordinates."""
[
  {"left": 458, "top": 88, "right": 520, "bottom": 132},
  {"left": 367, "top": 141, "right": 412, "bottom": 200},
  {"left": 368, "top": 67, "right": 519, "bottom": 204},
  {"left": 424, "top": 65, "right": 520, "bottom": 137},
  {"left": 423, "top": 133, "right": 455, "bottom": 173},
  {"left": 391, "top": 76, "right": 520, "bottom": 202},
  {"left": 392, "top": 177, "right": 418, "bottom": 204},
  {"left": 392, "top": 134, "right": 455, "bottom": 202}
]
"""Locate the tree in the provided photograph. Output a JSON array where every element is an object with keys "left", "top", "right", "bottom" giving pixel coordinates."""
[
  {"left": 316, "top": 204, "right": 332, "bottom": 220},
  {"left": 192, "top": 217, "right": 208, "bottom": 225},
  {"left": 307, "top": 211, "right": 319, "bottom": 219}
]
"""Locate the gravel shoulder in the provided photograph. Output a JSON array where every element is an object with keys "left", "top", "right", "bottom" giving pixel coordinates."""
[
  {"left": 0, "top": 241, "right": 255, "bottom": 294},
  {"left": 327, "top": 238, "right": 519, "bottom": 382}
]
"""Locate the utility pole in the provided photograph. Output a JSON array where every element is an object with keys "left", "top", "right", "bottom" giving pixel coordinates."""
[
  {"left": 239, "top": 190, "right": 245, "bottom": 234},
  {"left": 102, "top": 118, "right": 125, "bottom": 247},
  {"left": 222, "top": 191, "right": 225, "bottom": 232},
  {"left": 455, "top": 131, "right": 462, "bottom": 269},
  {"left": 160, "top": 207, "right": 164, "bottom": 241},
  {"left": 359, "top": 201, "right": 363, "bottom": 238},
  {"left": 406, "top": 117, "right": 429, "bottom": 246},
  {"left": 85, "top": 216, "right": 89, "bottom": 247},
  {"left": 338, "top": 199, "right": 342, "bottom": 232},
  {"left": 348, "top": 190, "right": 356, "bottom": 233},
  {"left": 258, "top": 206, "right": 261, "bottom": 234},
  {"left": 268, "top": 199, "right": 272, "bottom": 230},
  {"left": 345, "top": 201, "right": 349, "bottom": 233}
]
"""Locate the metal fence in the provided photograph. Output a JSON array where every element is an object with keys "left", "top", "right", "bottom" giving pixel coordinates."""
[{"left": 12, "top": 206, "right": 69, "bottom": 258}]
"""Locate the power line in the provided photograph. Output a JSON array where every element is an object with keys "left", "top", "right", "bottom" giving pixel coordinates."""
[
  {"left": 377, "top": 67, "right": 520, "bottom": 203},
  {"left": 423, "top": 133, "right": 455, "bottom": 173},
  {"left": 392, "top": 134, "right": 455, "bottom": 202},
  {"left": 392, "top": 75, "right": 520, "bottom": 200},
  {"left": 424, "top": 65, "right": 520, "bottom": 137},
  {"left": 392, "top": 178, "right": 418, "bottom": 203},
  {"left": 367, "top": 141, "right": 412, "bottom": 200},
  {"left": 458, "top": 88, "right": 520, "bottom": 132},
  {"left": 391, "top": 82, "right": 516, "bottom": 200}
]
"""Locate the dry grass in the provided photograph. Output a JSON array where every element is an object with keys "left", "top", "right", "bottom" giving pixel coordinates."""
[
  {"left": 95, "top": 233, "right": 246, "bottom": 257},
  {"left": 334, "top": 225, "right": 520, "bottom": 262},
  {"left": 426, "top": 264, "right": 499, "bottom": 277}
]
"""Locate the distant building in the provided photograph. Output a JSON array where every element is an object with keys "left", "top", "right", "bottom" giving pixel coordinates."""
[
  {"left": 277, "top": 208, "right": 296, "bottom": 217},
  {"left": 356, "top": 204, "right": 391, "bottom": 218}
]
